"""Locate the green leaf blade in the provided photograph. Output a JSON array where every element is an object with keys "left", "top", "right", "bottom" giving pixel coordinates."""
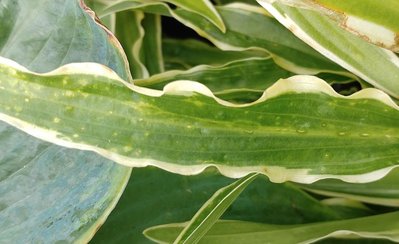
[
  {"left": 0, "top": 59, "right": 398, "bottom": 183},
  {"left": 173, "top": 173, "right": 258, "bottom": 244},
  {"left": 162, "top": 38, "right": 268, "bottom": 70},
  {"left": 145, "top": 212, "right": 399, "bottom": 243},
  {"left": 135, "top": 57, "right": 295, "bottom": 94},
  {"left": 299, "top": 167, "right": 399, "bottom": 207},
  {"left": 94, "top": 167, "right": 369, "bottom": 243}
]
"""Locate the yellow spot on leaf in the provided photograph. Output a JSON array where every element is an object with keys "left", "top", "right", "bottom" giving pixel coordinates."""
[
  {"left": 14, "top": 106, "right": 23, "bottom": 112},
  {"left": 123, "top": 146, "right": 133, "bottom": 152},
  {"left": 64, "top": 91, "right": 74, "bottom": 97}
]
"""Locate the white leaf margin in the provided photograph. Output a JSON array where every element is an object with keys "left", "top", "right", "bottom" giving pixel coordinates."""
[{"left": 0, "top": 56, "right": 398, "bottom": 184}]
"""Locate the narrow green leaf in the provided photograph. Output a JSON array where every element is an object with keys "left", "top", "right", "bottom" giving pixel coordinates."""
[
  {"left": 115, "top": 10, "right": 149, "bottom": 79},
  {"left": 0, "top": 58, "right": 398, "bottom": 183},
  {"left": 299, "top": 167, "right": 399, "bottom": 207},
  {"left": 257, "top": 1, "right": 399, "bottom": 98},
  {"left": 135, "top": 56, "right": 357, "bottom": 102},
  {"left": 92, "top": 167, "right": 370, "bottom": 244},
  {"left": 142, "top": 14, "right": 164, "bottom": 75},
  {"left": 115, "top": 11, "right": 164, "bottom": 78},
  {"left": 145, "top": 211, "right": 399, "bottom": 243},
  {"left": 135, "top": 57, "right": 295, "bottom": 94},
  {"left": 162, "top": 38, "right": 268, "bottom": 70},
  {"left": 174, "top": 173, "right": 258, "bottom": 244}
]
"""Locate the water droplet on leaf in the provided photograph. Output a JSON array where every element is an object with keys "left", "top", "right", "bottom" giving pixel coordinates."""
[{"left": 296, "top": 129, "right": 306, "bottom": 134}]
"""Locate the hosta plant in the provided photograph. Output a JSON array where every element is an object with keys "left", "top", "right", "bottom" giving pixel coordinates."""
[{"left": 0, "top": 0, "right": 398, "bottom": 243}]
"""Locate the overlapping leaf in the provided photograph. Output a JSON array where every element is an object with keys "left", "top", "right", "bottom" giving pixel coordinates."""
[
  {"left": 264, "top": 0, "right": 399, "bottom": 52},
  {"left": 2, "top": 1, "right": 398, "bottom": 243},
  {"left": 134, "top": 57, "right": 294, "bottom": 97},
  {"left": 173, "top": 173, "right": 258, "bottom": 244},
  {"left": 114, "top": 10, "right": 148, "bottom": 79},
  {"left": 136, "top": 54, "right": 359, "bottom": 103},
  {"left": 0, "top": 124, "right": 130, "bottom": 243},
  {"left": 160, "top": 0, "right": 225, "bottom": 32},
  {"left": 92, "top": 167, "right": 371, "bottom": 243},
  {"left": 257, "top": 0, "right": 399, "bottom": 98},
  {"left": 299, "top": 167, "right": 399, "bottom": 207},
  {"left": 0, "top": 0, "right": 130, "bottom": 81},
  {"left": 145, "top": 211, "right": 399, "bottom": 243},
  {"left": 141, "top": 13, "right": 164, "bottom": 75},
  {"left": 0, "top": 58, "right": 398, "bottom": 183},
  {"left": 0, "top": 0, "right": 132, "bottom": 241},
  {"left": 162, "top": 38, "right": 267, "bottom": 70},
  {"left": 100, "top": 1, "right": 353, "bottom": 78}
]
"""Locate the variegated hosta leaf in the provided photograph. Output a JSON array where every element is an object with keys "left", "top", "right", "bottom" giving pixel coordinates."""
[
  {"left": 113, "top": 9, "right": 163, "bottom": 79},
  {"left": 135, "top": 57, "right": 294, "bottom": 95},
  {"left": 299, "top": 167, "right": 399, "bottom": 207},
  {"left": 99, "top": 1, "right": 353, "bottom": 78},
  {"left": 97, "top": 0, "right": 225, "bottom": 32},
  {"left": 141, "top": 13, "right": 164, "bottom": 75},
  {"left": 144, "top": 211, "right": 399, "bottom": 243},
  {"left": 162, "top": 39, "right": 358, "bottom": 88},
  {"left": 160, "top": 38, "right": 359, "bottom": 102},
  {"left": 162, "top": 38, "right": 268, "bottom": 70},
  {"left": 92, "top": 167, "right": 371, "bottom": 243},
  {"left": 257, "top": 1, "right": 399, "bottom": 99},
  {"left": 0, "top": 123, "right": 130, "bottom": 243},
  {"left": 175, "top": 4, "right": 353, "bottom": 77},
  {"left": 0, "top": 0, "right": 131, "bottom": 81},
  {"left": 1, "top": 58, "right": 398, "bottom": 184},
  {"left": 114, "top": 10, "right": 149, "bottom": 79},
  {"left": 135, "top": 56, "right": 357, "bottom": 103},
  {"left": 264, "top": 0, "right": 399, "bottom": 52}
]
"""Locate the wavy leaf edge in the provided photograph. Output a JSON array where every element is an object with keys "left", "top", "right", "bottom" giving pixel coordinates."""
[
  {"left": 0, "top": 56, "right": 398, "bottom": 184},
  {"left": 256, "top": 0, "right": 399, "bottom": 98},
  {"left": 99, "top": 1, "right": 354, "bottom": 78},
  {"left": 143, "top": 219, "right": 399, "bottom": 244}
]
